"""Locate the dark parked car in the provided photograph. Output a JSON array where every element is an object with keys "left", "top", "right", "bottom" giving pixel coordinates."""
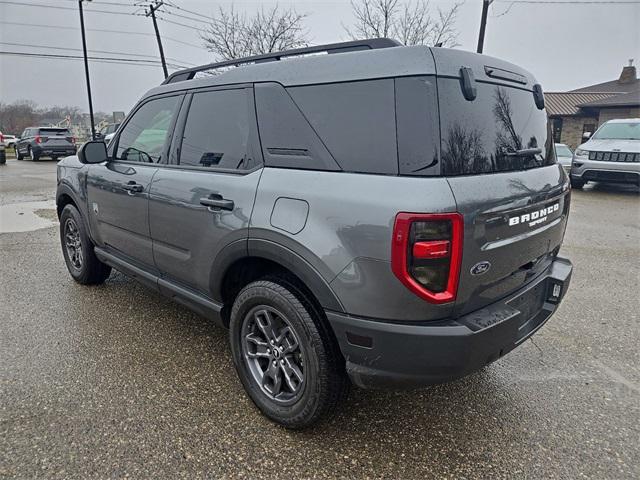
[
  {"left": 16, "top": 127, "right": 77, "bottom": 161},
  {"left": 56, "top": 39, "right": 573, "bottom": 429}
]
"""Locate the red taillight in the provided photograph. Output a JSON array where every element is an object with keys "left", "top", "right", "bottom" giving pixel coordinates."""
[
  {"left": 391, "top": 212, "right": 463, "bottom": 304},
  {"left": 35, "top": 135, "right": 42, "bottom": 144},
  {"left": 0, "top": 133, "right": 4, "bottom": 142}
]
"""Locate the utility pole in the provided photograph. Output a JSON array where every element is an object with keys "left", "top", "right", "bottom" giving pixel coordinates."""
[
  {"left": 78, "top": 0, "right": 96, "bottom": 140},
  {"left": 477, "top": 0, "right": 494, "bottom": 54},
  {"left": 146, "top": 1, "right": 168, "bottom": 79}
]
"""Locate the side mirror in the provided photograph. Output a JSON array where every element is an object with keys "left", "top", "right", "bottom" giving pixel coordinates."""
[{"left": 78, "top": 140, "right": 108, "bottom": 164}]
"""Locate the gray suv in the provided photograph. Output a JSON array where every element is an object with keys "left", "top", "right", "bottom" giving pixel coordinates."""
[
  {"left": 16, "top": 127, "right": 77, "bottom": 161},
  {"left": 56, "top": 39, "right": 573, "bottom": 428}
]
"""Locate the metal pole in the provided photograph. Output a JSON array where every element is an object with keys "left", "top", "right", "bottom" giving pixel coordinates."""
[
  {"left": 148, "top": 1, "right": 168, "bottom": 79},
  {"left": 78, "top": 0, "right": 96, "bottom": 140},
  {"left": 477, "top": 0, "right": 493, "bottom": 54}
]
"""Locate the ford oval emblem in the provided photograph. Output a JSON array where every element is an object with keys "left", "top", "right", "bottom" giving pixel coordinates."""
[{"left": 471, "top": 261, "right": 491, "bottom": 276}]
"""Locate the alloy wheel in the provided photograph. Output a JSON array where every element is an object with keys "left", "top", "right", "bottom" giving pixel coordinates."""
[
  {"left": 241, "top": 305, "right": 306, "bottom": 404},
  {"left": 64, "top": 218, "right": 83, "bottom": 270}
]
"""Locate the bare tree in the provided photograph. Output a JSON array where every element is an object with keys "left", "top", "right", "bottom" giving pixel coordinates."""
[
  {"left": 201, "top": 5, "right": 309, "bottom": 60},
  {"left": 345, "top": 0, "right": 461, "bottom": 47}
]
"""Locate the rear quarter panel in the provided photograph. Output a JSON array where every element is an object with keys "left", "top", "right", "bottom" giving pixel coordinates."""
[{"left": 251, "top": 168, "right": 458, "bottom": 321}]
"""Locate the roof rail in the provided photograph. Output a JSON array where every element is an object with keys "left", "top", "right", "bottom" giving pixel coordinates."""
[{"left": 163, "top": 38, "right": 401, "bottom": 85}]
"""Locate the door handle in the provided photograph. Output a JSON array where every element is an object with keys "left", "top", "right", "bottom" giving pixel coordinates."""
[
  {"left": 200, "top": 195, "right": 234, "bottom": 211},
  {"left": 123, "top": 181, "right": 144, "bottom": 193}
]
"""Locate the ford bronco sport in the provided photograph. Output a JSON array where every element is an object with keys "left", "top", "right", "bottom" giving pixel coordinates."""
[{"left": 56, "top": 39, "right": 573, "bottom": 429}]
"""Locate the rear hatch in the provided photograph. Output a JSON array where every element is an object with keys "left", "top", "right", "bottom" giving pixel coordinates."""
[
  {"left": 38, "top": 128, "right": 73, "bottom": 147},
  {"left": 431, "top": 49, "right": 571, "bottom": 315}
]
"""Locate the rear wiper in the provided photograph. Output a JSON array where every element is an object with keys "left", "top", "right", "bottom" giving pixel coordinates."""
[{"left": 505, "top": 148, "right": 542, "bottom": 157}]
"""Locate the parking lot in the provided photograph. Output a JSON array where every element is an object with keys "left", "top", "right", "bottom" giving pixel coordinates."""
[{"left": 1, "top": 156, "right": 639, "bottom": 478}]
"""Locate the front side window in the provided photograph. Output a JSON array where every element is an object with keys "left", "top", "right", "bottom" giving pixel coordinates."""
[
  {"left": 179, "top": 89, "right": 251, "bottom": 169},
  {"left": 116, "top": 96, "right": 179, "bottom": 163}
]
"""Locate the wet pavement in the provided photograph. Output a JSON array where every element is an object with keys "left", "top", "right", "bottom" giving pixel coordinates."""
[{"left": 1, "top": 157, "right": 639, "bottom": 479}]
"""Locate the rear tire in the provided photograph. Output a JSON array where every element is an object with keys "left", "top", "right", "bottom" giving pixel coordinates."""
[
  {"left": 16, "top": 146, "right": 23, "bottom": 160},
  {"left": 229, "top": 279, "right": 349, "bottom": 429},
  {"left": 570, "top": 177, "right": 585, "bottom": 189},
  {"left": 28, "top": 146, "right": 39, "bottom": 161},
  {"left": 60, "top": 204, "right": 111, "bottom": 285}
]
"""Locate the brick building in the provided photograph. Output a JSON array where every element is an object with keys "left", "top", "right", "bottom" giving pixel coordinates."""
[{"left": 546, "top": 62, "right": 640, "bottom": 149}]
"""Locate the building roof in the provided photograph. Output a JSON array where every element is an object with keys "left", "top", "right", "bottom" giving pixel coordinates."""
[
  {"left": 545, "top": 92, "right": 617, "bottom": 116},
  {"left": 570, "top": 77, "right": 640, "bottom": 94},
  {"left": 577, "top": 90, "right": 640, "bottom": 108}
]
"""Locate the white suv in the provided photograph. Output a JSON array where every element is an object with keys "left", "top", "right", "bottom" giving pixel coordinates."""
[{"left": 570, "top": 119, "right": 640, "bottom": 189}]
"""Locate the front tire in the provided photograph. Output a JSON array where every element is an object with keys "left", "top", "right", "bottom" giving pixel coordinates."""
[
  {"left": 60, "top": 204, "right": 111, "bottom": 285},
  {"left": 229, "top": 279, "right": 349, "bottom": 429}
]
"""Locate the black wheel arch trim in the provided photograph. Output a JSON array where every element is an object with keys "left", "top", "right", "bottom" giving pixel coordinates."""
[
  {"left": 56, "top": 183, "right": 83, "bottom": 217},
  {"left": 209, "top": 237, "right": 345, "bottom": 313}
]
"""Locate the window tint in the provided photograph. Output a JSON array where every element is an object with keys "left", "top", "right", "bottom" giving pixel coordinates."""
[
  {"left": 439, "top": 79, "right": 555, "bottom": 175},
  {"left": 254, "top": 83, "right": 340, "bottom": 171},
  {"left": 179, "top": 89, "right": 251, "bottom": 169},
  {"left": 40, "top": 128, "right": 70, "bottom": 136},
  {"left": 288, "top": 80, "right": 398, "bottom": 174},
  {"left": 395, "top": 76, "right": 440, "bottom": 176},
  {"left": 116, "top": 95, "right": 179, "bottom": 163}
]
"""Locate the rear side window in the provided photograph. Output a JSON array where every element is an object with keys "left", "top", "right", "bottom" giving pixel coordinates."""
[
  {"left": 438, "top": 79, "right": 555, "bottom": 175},
  {"left": 395, "top": 76, "right": 440, "bottom": 176},
  {"left": 288, "top": 80, "right": 398, "bottom": 174},
  {"left": 179, "top": 89, "right": 251, "bottom": 169}
]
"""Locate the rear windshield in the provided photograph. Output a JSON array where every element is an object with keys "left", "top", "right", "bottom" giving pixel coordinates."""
[
  {"left": 39, "top": 128, "right": 70, "bottom": 136},
  {"left": 592, "top": 122, "right": 640, "bottom": 140},
  {"left": 438, "top": 79, "right": 555, "bottom": 175}
]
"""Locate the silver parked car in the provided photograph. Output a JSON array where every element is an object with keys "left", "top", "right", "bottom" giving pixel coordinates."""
[
  {"left": 570, "top": 119, "right": 640, "bottom": 189},
  {"left": 555, "top": 143, "right": 573, "bottom": 173}
]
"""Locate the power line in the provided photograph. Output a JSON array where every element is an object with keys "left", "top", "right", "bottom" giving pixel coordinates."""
[
  {"left": 58, "top": 0, "right": 138, "bottom": 6},
  {"left": 159, "top": 6, "right": 212, "bottom": 25},
  {"left": 0, "top": 40, "right": 193, "bottom": 67},
  {"left": 155, "top": 15, "right": 208, "bottom": 34},
  {"left": 0, "top": 1, "right": 143, "bottom": 15},
  {"left": 163, "top": 0, "right": 215, "bottom": 21},
  {"left": 0, "top": 50, "right": 185, "bottom": 69},
  {"left": 0, "top": 21, "right": 203, "bottom": 49}
]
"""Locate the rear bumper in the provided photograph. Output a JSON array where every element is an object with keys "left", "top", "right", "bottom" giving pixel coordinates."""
[
  {"left": 326, "top": 256, "right": 572, "bottom": 389},
  {"left": 33, "top": 145, "right": 77, "bottom": 157}
]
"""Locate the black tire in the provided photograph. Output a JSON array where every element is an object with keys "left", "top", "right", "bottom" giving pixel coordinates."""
[
  {"left": 570, "top": 177, "right": 585, "bottom": 189},
  {"left": 28, "top": 146, "right": 39, "bottom": 161},
  {"left": 59, "top": 204, "right": 111, "bottom": 285},
  {"left": 16, "top": 146, "right": 23, "bottom": 160},
  {"left": 229, "top": 279, "right": 349, "bottom": 429}
]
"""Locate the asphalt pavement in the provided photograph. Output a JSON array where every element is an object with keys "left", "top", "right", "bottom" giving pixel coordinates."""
[{"left": 1, "top": 156, "right": 639, "bottom": 479}]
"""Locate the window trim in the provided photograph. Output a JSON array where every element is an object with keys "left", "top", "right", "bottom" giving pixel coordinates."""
[
  {"left": 108, "top": 92, "right": 185, "bottom": 166},
  {"left": 164, "top": 84, "right": 264, "bottom": 175}
]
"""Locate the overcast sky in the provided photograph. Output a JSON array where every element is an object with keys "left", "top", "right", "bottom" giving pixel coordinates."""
[{"left": 1, "top": 0, "right": 639, "bottom": 115}]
